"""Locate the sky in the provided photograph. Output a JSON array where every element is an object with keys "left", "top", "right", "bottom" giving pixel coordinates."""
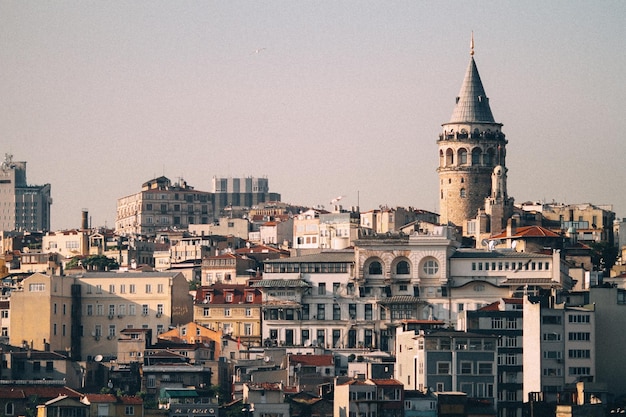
[{"left": 2, "top": 1, "right": 625, "bottom": 231}]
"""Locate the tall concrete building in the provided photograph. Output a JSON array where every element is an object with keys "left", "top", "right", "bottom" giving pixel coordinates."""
[
  {"left": 0, "top": 154, "right": 52, "bottom": 232},
  {"left": 438, "top": 39, "right": 509, "bottom": 233},
  {"left": 211, "top": 176, "right": 281, "bottom": 219}
]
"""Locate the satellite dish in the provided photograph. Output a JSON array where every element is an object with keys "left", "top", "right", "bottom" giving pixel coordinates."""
[
  {"left": 481, "top": 239, "right": 489, "bottom": 247},
  {"left": 264, "top": 356, "right": 271, "bottom": 362},
  {"left": 511, "top": 240, "right": 518, "bottom": 250},
  {"left": 94, "top": 354, "right": 103, "bottom": 362}
]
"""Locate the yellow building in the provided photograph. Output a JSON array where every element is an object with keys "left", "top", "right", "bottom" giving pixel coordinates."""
[
  {"left": 10, "top": 271, "right": 193, "bottom": 361},
  {"left": 193, "top": 284, "right": 262, "bottom": 348}
]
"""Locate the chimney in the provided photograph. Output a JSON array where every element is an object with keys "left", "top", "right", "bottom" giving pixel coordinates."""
[
  {"left": 506, "top": 217, "right": 517, "bottom": 237},
  {"left": 81, "top": 209, "right": 89, "bottom": 230}
]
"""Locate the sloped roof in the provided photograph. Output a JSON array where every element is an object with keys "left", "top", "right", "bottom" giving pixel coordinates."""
[
  {"left": 492, "top": 225, "right": 560, "bottom": 239},
  {"left": 290, "top": 354, "right": 333, "bottom": 367},
  {"left": 448, "top": 57, "right": 496, "bottom": 124}
]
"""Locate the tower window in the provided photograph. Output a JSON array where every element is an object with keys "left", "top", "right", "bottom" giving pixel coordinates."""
[
  {"left": 459, "top": 149, "right": 468, "bottom": 165},
  {"left": 460, "top": 188, "right": 466, "bottom": 198}
]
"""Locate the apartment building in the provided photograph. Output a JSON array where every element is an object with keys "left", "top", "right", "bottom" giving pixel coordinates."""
[
  {"left": 194, "top": 284, "right": 262, "bottom": 348},
  {"left": 201, "top": 253, "right": 257, "bottom": 286},
  {"left": 460, "top": 299, "right": 524, "bottom": 417},
  {"left": 334, "top": 377, "right": 404, "bottom": 417},
  {"left": 115, "top": 176, "right": 213, "bottom": 236},
  {"left": 523, "top": 297, "right": 596, "bottom": 403},
  {"left": 0, "top": 154, "right": 52, "bottom": 232},
  {"left": 10, "top": 271, "right": 192, "bottom": 360},
  {"left": 395, "top": 328, "right": 498, "bottom": 410}
]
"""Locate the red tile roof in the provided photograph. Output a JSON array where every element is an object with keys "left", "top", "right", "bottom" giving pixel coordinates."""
[
  {"left": 370, "top": 379, "right": 403, "bottom": 387},
  {"left": 82, "top": 394, "right": 117, "bottom": 403},
  {"left": 492, "top": 225, "right": 560, "bottom": 239},
  {"left": 289, "top": 354, "right": 333, "bottom": 367}
]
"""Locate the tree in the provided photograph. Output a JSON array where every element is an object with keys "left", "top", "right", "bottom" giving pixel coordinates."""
[{"left": 590, "top": 241, "right": 618, "bottom": 277}]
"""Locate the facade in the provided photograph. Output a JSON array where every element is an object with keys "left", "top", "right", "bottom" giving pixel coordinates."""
[
  {"left": 334, "top": 377, "right": 404, "bottom": 417},
  {"left": 194, "top": 284, "right": 263, "bottom": 348},
  {"left": 0, "top": 154, "right": 52, "bottom": 232},
  {"left": 43, "top": 230, "right": 90, "bottom": 260},
  {"left": 211, "top": 176, "right": 281, "bottom": 220},
  {"left": 437, "top": 44, "right": 508, "bottom": 234},
  {"left": 115, "top": 176, "right": 213, "bottom": 236},
  {"left": 395, "top": 329, "right": 497, "bottom": 409},
  {"left": 201, "top": 253, "right": 257, "bottom": 285},
  {"left": 523, "top": 297, "right": 596, "bottom": 403},
  {"left": 461, "top": 299, "right": 524, "bottom": 417},
  {"left": 292, "top": 209, "right": 322, "bottom": 250},
  {"left": 10, "top": 271, "right": 192, "bottom": 360},
  {"left": 255, "top": 251, "right": 359, "bottom": 349}
]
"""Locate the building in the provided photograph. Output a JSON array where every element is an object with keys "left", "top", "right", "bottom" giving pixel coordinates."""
[
  {"left": 211, "top": 176, "right": 281, "bottom": 220},
  {"left": 254, "top": 251, "right": 358, "bottom": 349},
  {"left": 395, "top": 328, "right": 497, "bottom": 410},
  {"left": 115, "top": 176, "right": 213, "bottom": 236},
  {"left": 437, "top": 41, "right": 509, "bottom": 234},
  {"left": 461, "top": 299, "right": 524, "bottom": 417},
  {"left": 9, "top": 271, "right": 192, "bottom": 360},
  {"left": 334, "top": 377, "right": 404, "bottom": 417},
  {"left": 194, "top": 284, "right": 263, "bottom": 348},
  {"left": 0, "top": 154, "right": 52, "bottom": 232},
  {"left": 523, "top": 296, "right": 596, "bottom": 403}
]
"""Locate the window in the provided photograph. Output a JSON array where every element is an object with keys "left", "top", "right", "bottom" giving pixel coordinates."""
[
  {"left": 317, "top": 304, "right": 325, "bottom": 320},
  {"left": 245, "top": 308, "right": 252, "bottom": 317},
  {"left": 568, "top": 314, "right": 590, "bottom": 323},
  {"left": 95, "top": 285, "right": 102, "bottom": 294},
  {"left": 333, "top": 282, "right": 340, "bottom": 294},
  {"left": 5, "top": 402, "right": 14, "bottom": 416},
  {"left": 543, "top": 315, "right": 562, "bottom": 325},
  {"left": 120, "top": 284, "right": 126, "bottom": 293},
  {"left": 568, "top": 332, "right": 591, "bottom": 341},
  {"left": 145, "top": 284, "right": 152, "bottom": 293},
  {"left": 224, "top": 308, "right": 231, "bottom": 317},
  {"left": 460, "top": 188, "right": 466, "bottom": 198},
  {"left": 368, "top": 261, "right": 382, "bottom": 275},
  {"left": 109, "top": 325, "right": 116, "bottom": 337},
  {"left": 544, "top": 332, "right": 561, "bottom": 341},
  {"left": 129, "top": 304, "right": 136, "bottom": 316},
  {"left": 460, "top": 362, "right": 472, "bottom": 374},
  {"left": 109, "top": 284, "right": 115, "bottom": 293},
  {"left": 365, "top": 304, "right": 373, "bottom": 320},
  {"left": 130, "top": 284, "right": 136, "bottom": 294},
  {"left": 157, "top": 304, "right": 164, "bottom": 315},
  {"left": 86, "top": 305, "right": 93, "bottom": 316},
  {"left": 491, "top": 317, "right": 503, "bottom": 329},
  {"left": 225, "top": 293, "right": 233, "bottom": 302},
  {"left": 478, "top": 363, "right": 493, "bottom": 375},
  {"left": 333, "top": 304, "right": 341, "bottom": 320},
  {"left": 396, "top": 261, "right": 410, "bottom": 275},
  {"left": 142, "top": 304, "right": 149, "bottom": 316},
  {"left": 422, "top": 259, "right": 439, "bottom": 275},
  {"left": 125, "top": 406, "right": 134, "bottom": 415},
  {"left": 437, "top": 362, "right": 450, "bottom": 374},
  {"left": 318, "top": 283, "right": 326, "bottom": 295},
  {"left": 157, "top": 284, "right": 164, "bottom": 293}
]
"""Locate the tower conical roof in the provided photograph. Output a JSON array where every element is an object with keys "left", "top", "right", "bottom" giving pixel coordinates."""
[{"left": 448, "top": 57, "right": 496, "bottom": 124}]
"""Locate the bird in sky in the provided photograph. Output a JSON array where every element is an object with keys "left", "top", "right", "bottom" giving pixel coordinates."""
[{"left": 251, "top": 48, "right": 266, "bottom": 55}]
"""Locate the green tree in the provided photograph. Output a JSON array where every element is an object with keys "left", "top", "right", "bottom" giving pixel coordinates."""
[{"left": 590, "top": 241, "right": 618, "bottom": 277}]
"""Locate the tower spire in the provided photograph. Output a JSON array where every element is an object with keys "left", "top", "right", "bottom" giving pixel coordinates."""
[{"left": 470, "top": 31, "right": 474, "bottom": 56}]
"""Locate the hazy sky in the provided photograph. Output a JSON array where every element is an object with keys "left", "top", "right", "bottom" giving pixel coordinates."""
[{"left": 2, "top": 1, "right": 625, "bottom": 230}]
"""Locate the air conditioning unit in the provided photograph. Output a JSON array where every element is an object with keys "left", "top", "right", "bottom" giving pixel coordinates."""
[
  {"left": 107, "top": 335, "right": 115, "bottom": 340},
  {"left": 108, "top": 314, "right": 114, "bottom": 320},
  {"left": 156, "top": 313, "right": 162, "bottom": 318},
  {"left": 94, "top": 335, "right": 100, "bottom": 341}
]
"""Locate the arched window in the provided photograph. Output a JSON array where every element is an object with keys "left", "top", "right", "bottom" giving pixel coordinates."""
[
  {"left": 471, "top": 148, "right": 482, "bottom": 165},
  {"left": 368, "top": 261, "right": 382, "bottom": 275},
  {"left": 484, "top": 149, "right": 495, "bottom": 166},
  {"left": 460, "top": 188, "right": 466, "bottom": 198},
  {"left": 422, "top": 259, "right": 439, "bottom": 276},
  {"left": 396, "top": 261, "right": 410, "bottom": 275},
  {"left": 445, "top": 148, "right": 454, "bottom": 166},
  {"left": 5, "top": 402, "right": 14, "bottom": 416},
  {"left": 439, "top": 149, "right": 444, "bottom": 168},
  {"left": 458, "top": 148, "right": 468, "bottom": 165}
]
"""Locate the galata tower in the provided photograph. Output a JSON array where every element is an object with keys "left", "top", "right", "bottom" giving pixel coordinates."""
[{"left": 438, "top": 36, "right": 508, "bottom": 233}]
